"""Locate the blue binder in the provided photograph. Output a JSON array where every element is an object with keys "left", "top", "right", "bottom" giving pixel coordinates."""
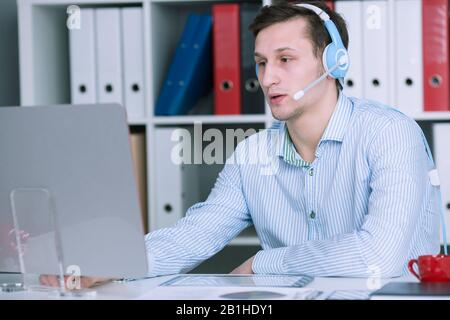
[
  {"left": 155, "top": 14, "right": 200, "bottom": 116},
  {"left": 155, "top": 14, "right": 213, "bottom": 116}
]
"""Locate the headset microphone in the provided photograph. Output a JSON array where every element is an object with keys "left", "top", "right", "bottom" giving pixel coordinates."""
[{"left": 293, "top": 54, "right": 348, "bottom": 101}]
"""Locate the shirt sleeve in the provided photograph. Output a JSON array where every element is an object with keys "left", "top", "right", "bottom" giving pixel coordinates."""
[
  {"left": 144, "top": 144, "right": 252, "bottom": 277},
  {"left": 252, "top": 118, "right": 434, "bottom": 278}
]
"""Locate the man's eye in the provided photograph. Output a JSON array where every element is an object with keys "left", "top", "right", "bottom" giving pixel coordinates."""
[
  {"left": 257, "top": 61, "right": 266, "bottom": 67},
  {"left": 281, "top": 57, "right": 291, "bottom": 63}
]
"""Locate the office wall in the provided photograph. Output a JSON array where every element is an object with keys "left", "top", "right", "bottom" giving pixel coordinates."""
[{"left": 0, "top": 0, "right": 20, "bottom": 107}]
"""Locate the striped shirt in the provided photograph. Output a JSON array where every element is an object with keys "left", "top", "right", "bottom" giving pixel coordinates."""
[{"left": 145, "top": 92, "right": 440, "bottom": 278}]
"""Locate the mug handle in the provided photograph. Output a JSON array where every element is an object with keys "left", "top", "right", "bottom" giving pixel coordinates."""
[{"left": 408, "top": 259, "right": 421, "bottom": 281}]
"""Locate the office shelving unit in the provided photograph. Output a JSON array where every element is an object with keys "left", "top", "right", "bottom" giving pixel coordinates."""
[
  {"left": 17, "top": 0, "right": 271, "bottom": 247},
  {"left": 17, "top": 0, "right": 450, "bottom": 249}
]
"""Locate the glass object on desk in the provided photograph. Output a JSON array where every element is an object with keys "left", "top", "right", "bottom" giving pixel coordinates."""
[
  {"left": 1, "top": 282, "right": 25, "bottom": 293},
  {"left": 0, "top": 272, "right": 24, "bottom": 292},
  {"left": 8, "top": 188, "right": 97, "bottom": 298}
]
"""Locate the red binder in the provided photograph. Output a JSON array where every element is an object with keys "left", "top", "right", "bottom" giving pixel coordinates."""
[
  {"left": 423, "top": 0, "right": 450, "bottom": 111},
  {"left": 326, "top": 1, "right": 334, "bottom": 10},
  {"left": 213, "top": 4, "right": 241, "bottom": 115}
]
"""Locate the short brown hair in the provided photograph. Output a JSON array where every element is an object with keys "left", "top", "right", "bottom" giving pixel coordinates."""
[{"left": 249, "top": 1, "right": 349, "bottom": 87}]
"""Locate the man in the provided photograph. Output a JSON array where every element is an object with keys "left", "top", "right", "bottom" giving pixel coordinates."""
[
  {"left": 142, "top": 0, "right": 440, "bottom": 277},
  {"left": 41, "top": 1, "right": 439, "bottom": 288}
]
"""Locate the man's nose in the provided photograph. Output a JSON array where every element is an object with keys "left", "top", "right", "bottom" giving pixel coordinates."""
[{"left": 260, "top": 64, "right": 280, "bottom": 88}]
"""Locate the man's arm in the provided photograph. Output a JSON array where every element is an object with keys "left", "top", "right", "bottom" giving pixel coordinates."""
[
  {"left": 145, "top": 144, "right": 252, "bottom": 277},
  {"left": 252, "top": 119, "right": 434, "bottom": 278},
  {"left": 40, "top": 144, "right": 252, "bottom": 287},
  {"left": 230, "top": 255, "right": 255, "bottom": 274}
]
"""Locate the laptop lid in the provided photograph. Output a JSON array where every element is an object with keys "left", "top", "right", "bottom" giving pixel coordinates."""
[{"left": 0, "top": 104, "right": 148, "bottom": 278}]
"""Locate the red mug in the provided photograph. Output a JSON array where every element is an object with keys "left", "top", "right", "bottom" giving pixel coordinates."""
[{"left": 408, "top": 255, "right": 450, "bottom": 282}]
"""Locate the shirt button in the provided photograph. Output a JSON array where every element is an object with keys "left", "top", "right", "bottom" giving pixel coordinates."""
[
  {"left": 310, "top": 211, "right": 316, "bottom": 219},
  {"left": 308, "top": 168, "right": 314, "bottom": 176}
]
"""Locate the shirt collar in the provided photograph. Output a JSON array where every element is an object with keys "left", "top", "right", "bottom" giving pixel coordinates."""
[
  {"left": 276, "top": 91, "right": 353, "bottom": 160},
  {"left": 276, "top": 121, "right": 287, "bottom": 158},
  {"left": 319, "top": 91, "right": 353, "bottom": 143},
  {"left": 283, "top": 125, "right": 311, "bottom": 167}
]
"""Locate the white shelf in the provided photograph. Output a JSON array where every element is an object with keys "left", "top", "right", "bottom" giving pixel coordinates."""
[
  {"left": 128, "top": 118, "right": 149, "bottom": 125},
  {"left": 413, "top": 113, "right": 450, "bottom": 121},
  {"left": 153, "top": 115, "right": 267, "bottom": 125}
]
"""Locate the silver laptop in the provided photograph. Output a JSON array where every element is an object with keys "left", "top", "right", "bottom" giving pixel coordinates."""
[{"left": 0, "top": 104, "right": 148, "bottom": 278}]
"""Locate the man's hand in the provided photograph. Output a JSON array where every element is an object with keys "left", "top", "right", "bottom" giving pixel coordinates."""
[
  {"left": 39, "top": 274, "right": 111, "bottom": 289},
  {"left": 230, "top": 256, "right": 255, "bottom": 274}
]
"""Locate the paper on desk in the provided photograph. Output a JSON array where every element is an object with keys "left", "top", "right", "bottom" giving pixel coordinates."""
[{"left": 137, "top": 286, "right": 319, "bottom": 300}]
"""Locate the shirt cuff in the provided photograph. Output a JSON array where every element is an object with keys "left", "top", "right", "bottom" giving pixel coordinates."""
[
  {"left": 252, "top": 247, "right": 288, "bottom": 274},
  {"left": 145, "top": 249, "right": 157, "bottom": 277}
]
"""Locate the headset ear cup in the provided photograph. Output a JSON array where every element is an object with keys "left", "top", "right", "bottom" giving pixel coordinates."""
[
  {"left": 322, "top": 44, "right": 332, "bottom": 77},
  {"left": 324, "top": 43, "right": 339, "bottom": 79},
  {"left": 323, "top": 43, "right": 349, "bottom": 79}
]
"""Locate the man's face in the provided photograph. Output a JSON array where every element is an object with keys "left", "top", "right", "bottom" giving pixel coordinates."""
[{"left": 254, "top": 18, "right": 324, "bottom": 121}]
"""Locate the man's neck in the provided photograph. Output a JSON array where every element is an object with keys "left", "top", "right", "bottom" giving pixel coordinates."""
[{"left": 286, "top": 88, "right": 339, "bottom": 159}]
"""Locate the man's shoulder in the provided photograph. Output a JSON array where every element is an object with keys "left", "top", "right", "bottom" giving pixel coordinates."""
[
  {"left": 348, "top": 96, "right": 420, "bottom": 137},
  {"left": 348, "top": 96, "right": 424, "bottom": 147},
  {"left": 349, "top": 96, "right": 414, "bottom": 125}
]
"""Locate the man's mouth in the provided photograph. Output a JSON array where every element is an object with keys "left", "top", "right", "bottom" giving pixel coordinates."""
[{"left": 269, "top": 94, "right": 287, "bottom": 105}]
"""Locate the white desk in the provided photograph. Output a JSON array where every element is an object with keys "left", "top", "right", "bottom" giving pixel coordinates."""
[{"left": 0, "top": 274, "right": 418, "bottom": 300}]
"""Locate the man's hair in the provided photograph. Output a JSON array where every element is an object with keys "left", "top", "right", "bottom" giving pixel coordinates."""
[{"left": 249, "top": 1, "right": 349, "bottom": 88}]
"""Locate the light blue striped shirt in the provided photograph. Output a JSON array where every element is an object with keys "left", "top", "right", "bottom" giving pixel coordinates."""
[{"left": 145, "top": 92, "right": 440, "bottom": 278}]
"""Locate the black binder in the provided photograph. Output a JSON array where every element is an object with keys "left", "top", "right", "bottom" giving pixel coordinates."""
[{"left": 240, "top": 3, "right": 265, "bottom": 114}]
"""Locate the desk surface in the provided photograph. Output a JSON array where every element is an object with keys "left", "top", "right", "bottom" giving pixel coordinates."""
[{"left": 0, "top": 274, "right": 419, "bottom": 300}]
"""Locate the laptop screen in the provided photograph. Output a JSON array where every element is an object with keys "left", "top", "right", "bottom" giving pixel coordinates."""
[{"left": 0, "top": 104, "right": 148, "bottom": 278}]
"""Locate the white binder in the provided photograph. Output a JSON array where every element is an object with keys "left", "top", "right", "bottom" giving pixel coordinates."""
[
  {"left": 121, "top": 8, "right": 145, "bottom": 118},
  {"left": 362, "top": 1, "right": 390, "bottom": 105},
  {"left": 335, "top": 0, "right": 364, "bottom": 99},
  {"left": 394, "top": 0, "right": 423, "bottom": 117},
  {"left": 432, "top": 123, "right": 450, "bottom": 246},
  {"left": 95, "top": 8, "right": 123, "bottom": 105},
  {"left": 154, "top": 128, "right": 200, "bottom": 229},
  {"left": 69, "top": 8, "right": 97, "bottom": 104}
]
